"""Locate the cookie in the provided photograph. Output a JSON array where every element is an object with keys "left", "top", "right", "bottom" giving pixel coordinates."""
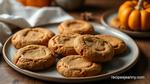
[
  {"left": 57, "top": 55, "right": 102, "bottom": 77},
  {"left": 96, "top": 35, "right": 127, "bottom": 55},
  {"left": 74, "top": 35, "right": 114, "bottom": 62},
  {"left": 12, "top": 28, "right": 55, "bottom": 49},
  {"left": 110, "top": 17, "right": 128, "bottom": 30},
  {"left": 109, "top": 17, "right": 121, "bottom": 29},
  {"left": 13, "top": 45, "right": 55, "bottom": 71},
  {"left": 58, "top": 20, "right": 94, "bottom": 34},
  {"left": 48, "top": 33, "right": 79, "bottom": 57}
]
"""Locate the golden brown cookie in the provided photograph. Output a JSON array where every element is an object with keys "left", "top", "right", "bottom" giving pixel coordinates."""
[
  {"left": 57, "top": 55, "right": 102, "bottom": 77},
  {"left": 96, "top": 35, "right": 127, "bottom": 55},
  {"left": 110, "top": 17, "right": 129, "bottom": 30},
  {"left": 58, "top": 20, "right": 94, "bottom": 34},
  {"left": 12, "top": 28, "right": 55, "bottom": 49},
  {"left": 74, "top": 35, "right": 114, "bottom": 62},
  {"left": 48, "top": 33, "right": 80, "bottom": 57},
  {"left": 13, "top": 45, "right": 55, "bottom": 71}
]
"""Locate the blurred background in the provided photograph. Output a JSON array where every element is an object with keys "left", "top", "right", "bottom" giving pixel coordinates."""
[
  {"left": 85, "top": 0, "right": 126, "bottom": 8},
  {"left": 16, "top": 0, "right": 127, "bottom": 21},
  {"left": 17, "top": 0, "right": 126, "bottom": 10}
]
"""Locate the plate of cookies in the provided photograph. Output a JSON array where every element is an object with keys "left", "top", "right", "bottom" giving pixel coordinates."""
[
  {"left": 101, "top": 10, "right": 150, "bottom": 38},
  {"left": 2, "top": 19, "right": 139, "bottom": 83}
]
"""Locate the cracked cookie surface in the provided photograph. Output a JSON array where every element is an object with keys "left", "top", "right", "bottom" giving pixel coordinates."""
[
  {"left": 96, "top": 35, "right": 127, "bottom": 55},
  {"left": 58, "top": 20, "right": 94, "bottom": 34},
  {"left": 13, "top": 45, "right": 55, "bottom": 71},
  {"left": 12, "top": 28, "right": 55, "bottom": 49},
  {"left": 74, "top": 35, "right": 114, "bottom": 62},
  {"left": 56, "top": 55, "right": 102, "bottom": 77},
  {"left": 48, "top": 33, "right": 80, "bottom": 57}
]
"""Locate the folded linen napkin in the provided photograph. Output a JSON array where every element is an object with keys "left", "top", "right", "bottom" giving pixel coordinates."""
[{"left": 0, "top": 0, "right": 73, "bottom": 52}]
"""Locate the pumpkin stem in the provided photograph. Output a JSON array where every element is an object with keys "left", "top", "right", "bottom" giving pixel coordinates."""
[{"left": 136, "top": 0, "right": 144, "bottom": 10}]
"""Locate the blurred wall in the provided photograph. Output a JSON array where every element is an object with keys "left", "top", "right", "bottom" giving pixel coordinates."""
[{"left": 85, "top": 0, "right": 126, "bottom": 8}]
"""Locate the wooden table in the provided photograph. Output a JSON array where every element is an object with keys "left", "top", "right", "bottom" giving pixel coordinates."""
[{"left": 0, "top": 0, "right": 150, "bottom": 84}]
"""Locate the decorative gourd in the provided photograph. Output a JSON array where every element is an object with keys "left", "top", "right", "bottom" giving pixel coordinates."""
[
  {"left": 118, "top": 0, "right": 150, "bottom": 31},
  {"left": 17, "top": 0, "right": 53, "bottom": 7}
]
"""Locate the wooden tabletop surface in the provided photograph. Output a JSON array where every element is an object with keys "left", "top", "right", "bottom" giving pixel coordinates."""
[{"left": 0, "top": 0, "right": 150, "bottom": 84}]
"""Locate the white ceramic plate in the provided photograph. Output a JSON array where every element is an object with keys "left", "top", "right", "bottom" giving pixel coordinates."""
[
  {"left": 2, "top": 23, "right": 139, "bottom": 83},
  {"left": 101, "top": 10, "right": 150, "bottom": 38}
]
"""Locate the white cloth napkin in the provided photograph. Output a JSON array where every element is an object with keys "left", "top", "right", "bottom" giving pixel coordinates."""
[{"left": 0, "top": 0, "right": 73, "bottom": 52}]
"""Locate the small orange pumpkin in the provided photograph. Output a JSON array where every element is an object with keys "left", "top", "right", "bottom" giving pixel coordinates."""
[
  {"left": 118, "top": 0, "right": 150, "bottom": 31},
  {"left": 17, "top": 0, "right": 53, "bottom": 7}
]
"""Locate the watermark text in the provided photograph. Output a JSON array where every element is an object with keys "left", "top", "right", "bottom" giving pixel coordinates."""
[{"left": 111, "top": 76, "right": 145, "bottom": 80}]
